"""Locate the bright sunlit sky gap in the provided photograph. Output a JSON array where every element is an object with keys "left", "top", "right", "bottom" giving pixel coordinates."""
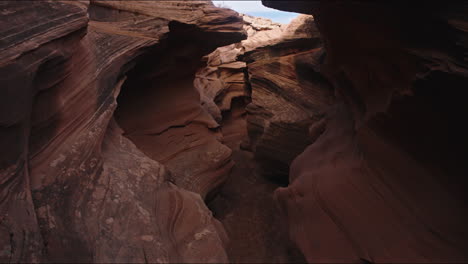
[{"left": 213, "top": 1, "right": 299, "bottom": 24}]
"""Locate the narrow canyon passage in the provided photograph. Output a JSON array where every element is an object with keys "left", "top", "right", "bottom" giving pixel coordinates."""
[
  {"left": 112, "top": 12, "right": 320, "bottom": 263},
  {"left": 2, "top": 1, "right": 468, "bottom": 263},
  {"left": 209, "top": 98, "right": 306, "bottom": 263},
  {"left": 113, "top": 48, "right": 305, "bottom": 263}
]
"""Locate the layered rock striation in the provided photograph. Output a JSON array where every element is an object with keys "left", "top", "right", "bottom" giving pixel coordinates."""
[
  {"left": 4, "top": 0, "right": 466, "bottom": 263},
  {"left": 263, "top": 1, "right": 468, "bottom": 263},
  {"left": 196, "top": 14, "right": 333, "bottom": 181},
  {"left": 196, "top": 14, "right": 329, "bottom": 262},
  {"left": 0, "top": 1, "right": 244, "bottom": 262}
]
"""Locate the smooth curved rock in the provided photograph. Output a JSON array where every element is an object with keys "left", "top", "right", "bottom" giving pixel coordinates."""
[
  {"left": 113, "top": 6, "right": 245, "bottom": 198},
  {"left": 0, "top": 1, "right": 244, "bottom": 262},
  {"left": 264, "top": 1, "right": 468, "bottom": 263}
]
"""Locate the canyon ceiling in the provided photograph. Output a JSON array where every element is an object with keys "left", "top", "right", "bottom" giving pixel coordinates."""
[{"left": 0, "top": 1, "right": 467, "bottom": 263}]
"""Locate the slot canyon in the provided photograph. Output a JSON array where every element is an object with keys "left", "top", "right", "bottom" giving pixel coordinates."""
[{"left": 0, "top": 1, "right": 467, "bottom": 263}]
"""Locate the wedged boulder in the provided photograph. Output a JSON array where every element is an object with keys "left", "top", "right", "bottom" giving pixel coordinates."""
[
  {"left": 193, "top": 14, "right": 288, "bottom": 122},
  {"left": 194, "top": 44, "right": 247, "bottom": 122}
]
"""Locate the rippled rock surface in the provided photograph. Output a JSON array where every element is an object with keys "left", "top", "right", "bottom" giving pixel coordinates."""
[
  {"left": 0, "top": 1, "right": 244, "bottom": 262},
  {"left": 264, "top": 1, "right": 468, "bottom": 262}
]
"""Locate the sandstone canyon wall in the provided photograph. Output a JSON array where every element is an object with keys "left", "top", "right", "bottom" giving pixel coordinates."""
[
  {"left": 0, "top": 1, "right": 245, "bottom": 262},
  {"left": 262, "top": 1, "right": 468, "bottom": 263},
  {"left": 0, "top": 1, "right": 317, "bottom": 263},
  {"left": 196, "top": 14, "right": 333, "bottom": 183},
  {"left": 195, "top": 14, "right": 324, "bottom": 262},
  {"left": 2, "top": 0, "right": 468, "bottom": 263}
]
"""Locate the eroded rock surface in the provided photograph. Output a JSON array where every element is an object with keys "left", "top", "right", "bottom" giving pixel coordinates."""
[
  {"left": 263, "top": 1, "right": 468, "bottom": 263},
  {"left": 5, "top": 0, "right": 466, "bottom": 263},
  {"left": 196, "top": 14, "right": 331, "bottom": 263},
  {"left": 208, "top": 98, "right": 306, "bottom": 263},
  {"left": 196, "top": 15, "right": 332, "bottom": 181},
  {"left": 0, "top": 1, "right": 244, "bottom": 262},
  {"left": 244, "top": 21, "right": 332, "bottom": 179}
]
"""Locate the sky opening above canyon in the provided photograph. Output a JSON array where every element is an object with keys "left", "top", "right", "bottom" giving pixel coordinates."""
[{"left": 213, "top": 1, "right": 299, "bottom": 24}]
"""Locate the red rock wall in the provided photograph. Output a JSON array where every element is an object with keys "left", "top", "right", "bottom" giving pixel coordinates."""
[
  {"left": 194, "top": 14, "right": 324, "bottom": 262},
  {"left": 263, "top": 1, "right": 468, "bottom": 263},
  {"left": 4, "top": 1, "right": 466, "bottom": 263},
  {"left": 0, "top": 1, "right": 244, "bottom": 262},
  {"left": 113, "top": 16, "right": 240, "bottom": 200},
  {"left": 196, "top": 14, "right": 333, "bottom": 182}
]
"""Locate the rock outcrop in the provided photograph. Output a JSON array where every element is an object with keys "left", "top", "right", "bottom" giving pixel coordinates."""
[
  {"left": 263, "top": 1, "right": 468, "bottom": 263},
  {"left": 0, "top": 1, "right": 244, "bottom": 262}
]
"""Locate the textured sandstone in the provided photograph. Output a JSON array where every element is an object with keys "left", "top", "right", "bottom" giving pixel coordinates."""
[
  {"left": 208, "top": 98, "right": 306, "bottom": 263},
  {"left": 245, "top": 46, "right": 333, "bottom": 179},
  {"left": 195, "top": 15, "right": 331, "bottom": 180},
  {"left": 196, "top": 14, "right": 329, "bottom": 262},
  {"left": 0, "top": 1, "right": 244, "bottom": 262},
  {"left": 113, "top": 33, "right": 237, "bottom": 199},
  {"left": 115, "top": 77, "right": 234, "bottom": 199},
  {"left": 264, "top": 1, "right": 468, "bottom": 263},
  {"left": 5, "top": 0, "right": 467, "bottom": 263}
]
